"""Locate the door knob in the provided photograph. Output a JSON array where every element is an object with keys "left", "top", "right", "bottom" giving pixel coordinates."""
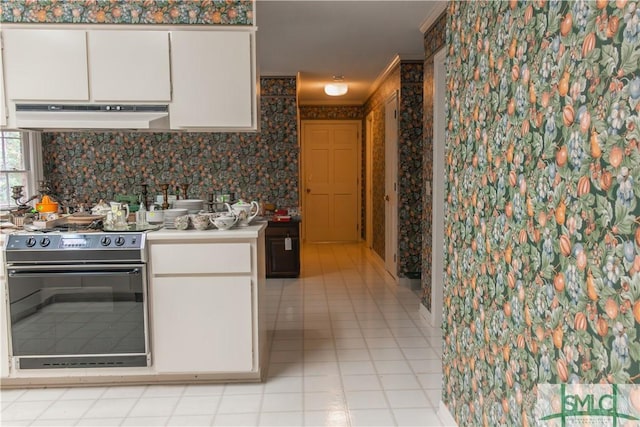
[
  {"left": 384, "top": 195, "right": 390, "bottom": 201},
  {"left": 306, "top": 189, "right": 311, "bottom": 194}
]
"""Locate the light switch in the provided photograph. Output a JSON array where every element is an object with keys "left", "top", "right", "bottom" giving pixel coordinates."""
[{"left": 425, "top": 181, "right": 432, "bottom": 196}]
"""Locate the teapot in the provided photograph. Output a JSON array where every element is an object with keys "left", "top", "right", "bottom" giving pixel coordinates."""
[
  {"left": 91, "top": 199, "right": 111, "bottom": 216},
  {"left": 224, "top": 200, "right": 259, "bottom": 227},
  {"left": 210, "top": 212, "right": 238, "bottom": 230}
]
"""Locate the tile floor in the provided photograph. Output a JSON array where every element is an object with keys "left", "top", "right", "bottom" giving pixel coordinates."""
[{"left": 1, "top": 243, "right": 448, "bottom": 427}]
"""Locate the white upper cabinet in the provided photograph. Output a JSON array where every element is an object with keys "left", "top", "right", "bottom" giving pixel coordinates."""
[
  {"left": 169, "top": 31, "right": 255, "bottom": 130},
  {"left": 1, "top": 26, "right": 256, "bottom": 131},
  {"left": 88, "top": 31, "right": 171, "bottom": 102},
  {"left": 2, "top": 29, "right": 89, "bottom": 101}
]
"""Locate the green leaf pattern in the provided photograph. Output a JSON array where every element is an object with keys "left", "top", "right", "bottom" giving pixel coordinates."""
[{"left": 444, "top": 1, "right": 640, "bottom": 425}]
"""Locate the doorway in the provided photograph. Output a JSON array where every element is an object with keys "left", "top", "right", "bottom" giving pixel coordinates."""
[
  {"left": 384, "top": 92, "right": 398, "bottom": 280},
  {"left": 431, "top": 48, "right": 446, "bottom": 327},
  {"left": 301, "top": 120, "right": 361, "bottom": 242},
  {"left": 365, "top": 113, "right": 374, "bottom": 249}
]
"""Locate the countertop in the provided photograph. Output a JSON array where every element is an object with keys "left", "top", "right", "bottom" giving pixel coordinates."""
[{"left": 146, "top": 221, "right": 267, "bottom": 241}]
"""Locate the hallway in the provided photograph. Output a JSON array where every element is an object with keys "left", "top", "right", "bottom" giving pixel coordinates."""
[{"left": 1, "top": 243, "right": 446, "bottom": 427}]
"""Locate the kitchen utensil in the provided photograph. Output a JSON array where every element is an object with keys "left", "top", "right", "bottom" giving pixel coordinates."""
[
  {"left": 91, "top": 200, "right": 111, "bottom": 216},
  {"left": 65, "top": 213, "right": 106, "bottom": 225},
  {"left": 173, "top": 199, "right": 204, "bottom": 214},
  {"left": 210, "top": 214, "right": 238, "bottom": 230},
  {"left": 162, "top": 208, "right": 188, "bottom": 229},
  {"left": 146, "top": 210, "right": 164, "bottom": 224},
  {"left": 36, "top": 195, "right": 59, "bottom": 213},
  {"left": 110, "top": 202, "right": 130, "bottom": 230},
  {"left": 225, "top": 200, "right": 259, "bottom": 227},
  {"left": 191, "top": 214, "right": 210, "bottom": 230},
  {"left": 174, "top": 215, "right": 190, "bottom": 230}
]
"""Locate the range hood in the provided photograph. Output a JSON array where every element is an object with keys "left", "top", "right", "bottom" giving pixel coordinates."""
[{"left": 14, "top": 104, "right": 170, "bottom": 130}]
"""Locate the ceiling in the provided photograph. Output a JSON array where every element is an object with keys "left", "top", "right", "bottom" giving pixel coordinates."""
[{"left": 255, "top": 1, "right": 447, "bottom": 106}]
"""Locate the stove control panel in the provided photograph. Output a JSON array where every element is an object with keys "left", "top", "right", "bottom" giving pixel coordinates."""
[{"left": 6, "top": 233, "right": 144, "bottom": 250}]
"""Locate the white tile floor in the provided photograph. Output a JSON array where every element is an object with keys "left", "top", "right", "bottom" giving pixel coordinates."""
[{"left": 1, "top": 243, "right": 447, "bottom": 427}]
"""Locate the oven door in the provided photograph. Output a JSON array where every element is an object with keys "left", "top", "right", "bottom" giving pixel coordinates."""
[{"left": 6, "top": 264, "right": 149, "bottom": 369}]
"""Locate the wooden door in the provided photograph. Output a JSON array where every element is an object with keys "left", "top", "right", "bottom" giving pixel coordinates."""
[
  {"left": 302, "top": 121, "right": 360, "bottom": 242},
  {"left": 384, "top": 93, "right": 398, "bottom": 279}
]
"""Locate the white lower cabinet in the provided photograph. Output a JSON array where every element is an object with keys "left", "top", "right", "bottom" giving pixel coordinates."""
[
  {"left": 152, "top": 276, "right": 253, "bottom": 373},
  {"left": 147, "top": 233, "right": 265, "bottom": 378}
]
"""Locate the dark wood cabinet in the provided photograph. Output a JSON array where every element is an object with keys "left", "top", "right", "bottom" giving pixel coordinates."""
[{"left": 265, "top": 221, "right": 300, "bottom": 278}]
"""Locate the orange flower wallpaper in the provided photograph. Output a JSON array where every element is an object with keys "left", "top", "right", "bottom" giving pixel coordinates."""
[
  {"left": 0, "top": 0, "right": 253, "bottom": 25},
  {"left": 444, "top": 0, "right": 640, "bottom": 425}
]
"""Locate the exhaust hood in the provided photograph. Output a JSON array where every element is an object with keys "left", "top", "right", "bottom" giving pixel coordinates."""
[{"left": 14, "top": 104, "right": 170, "bottom": 130}]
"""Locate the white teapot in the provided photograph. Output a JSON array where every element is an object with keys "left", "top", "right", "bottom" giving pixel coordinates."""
[{"left": 224, "top": 200, "right": 259, "bottom": 227}]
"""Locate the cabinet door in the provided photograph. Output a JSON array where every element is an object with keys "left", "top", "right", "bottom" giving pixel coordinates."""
[
  {"left": 2, "top": 29, "right": 89, "bottom": 101},
  {"left": 88, "top": 31, "right": 171, "bottom": 102},
  {"left": 266, "top": 237, "right": 300, "bottom": 278},
  {"left": 169, "top": 31, "right": 254, "bottom": 129},
  {"left": 152, "top": 276, "right": 253, "bottom": 373}
]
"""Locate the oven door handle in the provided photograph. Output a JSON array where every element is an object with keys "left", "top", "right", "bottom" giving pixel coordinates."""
[{"left": 8, "top": 268, "right": 142, "bottom": 278}]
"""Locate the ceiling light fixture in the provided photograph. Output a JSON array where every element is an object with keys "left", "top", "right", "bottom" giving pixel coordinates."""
[{"left": 324, "top": 76, "right": 348, "bottom": 96}]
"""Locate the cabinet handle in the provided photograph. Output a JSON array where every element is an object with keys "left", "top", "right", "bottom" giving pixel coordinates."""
[{"left": 306, "top": 188, "right": 311, "bottom": 194}]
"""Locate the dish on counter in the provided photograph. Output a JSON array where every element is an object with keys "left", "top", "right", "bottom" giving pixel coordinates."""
[{"left": 103, "top": 224, "right": 162, "bottom": 232}]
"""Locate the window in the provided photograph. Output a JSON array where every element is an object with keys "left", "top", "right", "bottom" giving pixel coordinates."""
[{"left": 0, "top": 131, "right": 43, "bottom": 209}]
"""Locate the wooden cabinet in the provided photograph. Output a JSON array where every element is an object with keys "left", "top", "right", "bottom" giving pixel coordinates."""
[
  {"left": 169, "top": 30, "right": 256, "bottom": 130},
  {"left": 147, "top": 229, "right": 266, "bottom": 378},
  {"left": 266, "top": 221, "right": 300, "bottom": 278},
  {"left": 88, "top": 31, "right": 171, "bottom": 102},
  {"left": 2, "top": 29, "right": 89, "bottom": 101}
]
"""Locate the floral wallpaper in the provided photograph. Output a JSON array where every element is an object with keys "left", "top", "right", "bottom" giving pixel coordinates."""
[
  {"left": 42, "top": 77, "right": 298, "bottom": 209},
  {"left": 398, "top": 62, "right": 424, "bottom": 277},
  {"left": 444, "top": 1, "right": 640, "bottom": 426},
  {"left": 364, "top": 62, "right": 424, "bottom": 278},
  {"left": 0, "top": 0, "right": 253, "bottom": 25},
  {"left": 421, "top": 11, "right": 448, "bottom": 313},
  {"left": 298, "top": 106, "right": 364, "bottom": 121}
]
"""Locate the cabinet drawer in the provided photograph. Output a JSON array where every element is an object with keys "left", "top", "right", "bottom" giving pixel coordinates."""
[
  {"left": 266, "top": 222, "right": 299, "bottom": 237},
  {"left": 151, "top": 243, "right": 251, "bottom": 275}
]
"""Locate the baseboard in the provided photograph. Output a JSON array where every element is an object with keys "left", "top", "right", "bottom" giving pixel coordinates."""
[
  {"left": 398, "top": 277, "right": 421, "bottom": 290},
  {"left": 438, "top": 400, "right": 457, "bottom": 426},
  {"left": 419, "top": 302, "right": 433, "bottom": 327}
]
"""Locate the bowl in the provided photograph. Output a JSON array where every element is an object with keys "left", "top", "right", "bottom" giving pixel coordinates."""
[
  {"left": 174, "top": 215, "right": 190, "bottom": 230},
  {"left": 191, "top": 214, "right": 210, "bottom": 230},
  {"left": 146, "top": 210, "right": 164, "bottom": 224}
]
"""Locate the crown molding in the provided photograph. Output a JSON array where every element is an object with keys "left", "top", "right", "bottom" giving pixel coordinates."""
[{"left": 419, "top": 1, "right": 448, "bottom": 34}]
